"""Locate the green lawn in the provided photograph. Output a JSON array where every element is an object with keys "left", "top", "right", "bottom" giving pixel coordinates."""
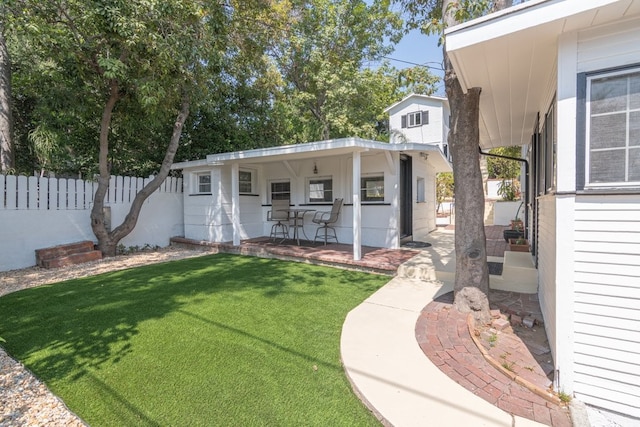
[{"left": 0, "top": 254, "right": 388, "bottom": 426}]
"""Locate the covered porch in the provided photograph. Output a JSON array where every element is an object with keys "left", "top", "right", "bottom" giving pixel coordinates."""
[{"left": 172, "top": 137, "right": 451, "bottom": 262}]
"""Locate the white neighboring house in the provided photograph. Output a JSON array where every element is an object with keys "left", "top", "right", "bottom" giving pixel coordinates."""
[
  {"left": 446, "top": 0, "right": 640, "bottom": 420},
  {"left": 385, "top": 94, "right": 451, "bottom": 160},
  {"left": 171, "top": 137, "right": 451, "bottom": 260}
]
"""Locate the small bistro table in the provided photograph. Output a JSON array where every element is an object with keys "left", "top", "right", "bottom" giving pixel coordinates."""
[{"left": 279, "top": 208, "right": 315, "bottom": 245}]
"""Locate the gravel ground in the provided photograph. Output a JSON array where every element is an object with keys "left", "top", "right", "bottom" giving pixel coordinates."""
[{"left": 0, "top": 247, "right": 208, "bottom": 427}]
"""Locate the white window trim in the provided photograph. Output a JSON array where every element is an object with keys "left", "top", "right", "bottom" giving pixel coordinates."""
[
  {"left": 416, "top": 177, "right": 426, "bottom": 203},
  {"left": 268, "top": 179, "right": 291, "bottom": 201},
  {"left": 239, "top": 169, "right": 256, "bottom": 194},
  {"left": 192, "top": 171, "right": 212, "bottom": 195},
  {"left": 407, "top": 111, "right": 422, "bottom": 128},
  {"left": 585, "top": 67, "right": 640, "bottom": 188}
]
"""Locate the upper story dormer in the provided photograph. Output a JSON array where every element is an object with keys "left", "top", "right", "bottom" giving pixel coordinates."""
[{"left": 385, "top": 94, "right": 450, "bottom": 159}]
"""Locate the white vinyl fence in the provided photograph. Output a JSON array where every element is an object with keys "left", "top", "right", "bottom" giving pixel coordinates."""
[{"left": 0, "top": 174, "right": 184, "bottom": 272}]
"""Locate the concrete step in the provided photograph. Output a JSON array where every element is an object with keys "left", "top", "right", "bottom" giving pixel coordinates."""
[{"left": 490, "top": 251, "right": 537, "bottom": 294}]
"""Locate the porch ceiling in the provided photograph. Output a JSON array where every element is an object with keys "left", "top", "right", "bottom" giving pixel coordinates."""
[{"left": 445, "top": 0, "right": 640, "bottom": 150}]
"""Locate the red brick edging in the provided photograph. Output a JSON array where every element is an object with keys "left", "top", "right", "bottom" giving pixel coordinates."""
[{"left": 466, "top": 314, "right": 562, "bottom": 406}]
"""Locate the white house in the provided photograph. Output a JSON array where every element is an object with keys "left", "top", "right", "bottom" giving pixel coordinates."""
[
  {"left": 446, "top": 0, "right": 640, "bottom": 420},
  {"left": 385, "top": 94, "right": 451, "bottom": 160},
  {"left": 171, "top": 137, "right": 451, "bottom": 260}
]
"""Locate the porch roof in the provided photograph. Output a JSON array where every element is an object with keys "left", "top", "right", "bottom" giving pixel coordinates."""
[
  {"left": 445, "top": 0, "right": 640, "bottom": 149},
  {"left": 172, "top": 137, "right": 452, "bottom": 172}
]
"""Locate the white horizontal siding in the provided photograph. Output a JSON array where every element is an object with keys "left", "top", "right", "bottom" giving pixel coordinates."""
[
  {"left": 573, "top": 377, "right": 640, "bottom": 418},
  {"left": 573, "top": 194, "right": 640, "bottom": 416},
  {"left": 574, "top": 282, "right": 640, "bottom": 299},
  {"left": 577, "top": 17, "right": 640, "bottom": 73},
  {"left": 536, "top": 196, "right": 557, "bottom": 363},
  {"left": 574, "top": 353, "right": 640, "bottom": 378}
]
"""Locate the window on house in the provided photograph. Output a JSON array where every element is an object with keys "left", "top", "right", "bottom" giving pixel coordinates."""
[
  {"left": 239, "top": 170, "right": 254, "bottom": 194},
  {"left": 308, "top": 177, "right": 333, "bottom": 202},
  {"left": 196, "top": 173, "right": 211, "bottom": 194},
  {"left": 401, "top": 111, "right": 429, "bottom": 128},
  {"left": 544, "top": 100, "right": 557, "bottom": 193},
  {"left": 361, "top": 175, "right": 384, "bottom": 202},
  {"left": 270, "top": 180, "right": 290, "bottom": 201},
  {"left": 416, "top": 177, "right": 426, "bottom": 203},
  {"left": 586, "top": 68, "right": 640, "bottom": 187}
]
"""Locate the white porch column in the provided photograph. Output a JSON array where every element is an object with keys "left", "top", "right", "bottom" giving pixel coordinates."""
[
  {"left": 231, "top": 163, "right": 240, "bottom": 246},
  {"left": 352, "top": 151, "right": 361, "bottom": 261}
]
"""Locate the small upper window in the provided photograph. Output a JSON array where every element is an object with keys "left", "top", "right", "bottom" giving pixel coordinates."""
[
  {"left": 239, "top": 170, "right": 254, "bottom": 194},
  {"left": 361, "top": 175, "right": 384, "bottom": 202},
  {"left": 196, "top": 173, "right": 211, "bottom": 194},
  {"left": 401, "top": 111, "right": 429, "bottom": 128},
  {"left": 308, "top": 177, "right": 333, "bottom": 203},
  {"left": 586, "top": 68, "right": 640, "bottom": 187}
]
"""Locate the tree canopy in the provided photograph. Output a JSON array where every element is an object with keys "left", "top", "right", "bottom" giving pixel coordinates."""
[{"left": 5, "top": 0, "right": 440, "bottom": 177}]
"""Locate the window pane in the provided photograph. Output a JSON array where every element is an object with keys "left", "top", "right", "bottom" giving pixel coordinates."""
[
  {"left": 590, "top": 149, "right": 625, "bottom": 183},
  {"left": 198, "top": 174, "right": 211, "bottom": 193},
  {"left": 361, "top": 177, "right": 384, "bottom": 202},
  {"left": 630, "top": 111, "right": 640, "bottom": 147},
  {"left": 629, "top": 72, "right": 640, "bottom": 110},
  {"left": 591, "top": 75, "right": 627, "bottom": 114},
  {"left": 630, "top": 148, "right": 640, "bottom": 182},
  {"left": 309, "top": 179, "right": 332, "bottom": 202},
  {"left": 271, "top": 181, "right": 290, "bottom": 200},
  {"left": 590, "top": 113, "right": 626, "bottom": 149},
  {"left": 239, "top": 171, "right": 252, "bottom": 193}
]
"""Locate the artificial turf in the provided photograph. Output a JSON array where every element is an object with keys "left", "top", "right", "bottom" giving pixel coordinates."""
[{"left": 0, "top": 253, "right": 388, "bottom": 426}]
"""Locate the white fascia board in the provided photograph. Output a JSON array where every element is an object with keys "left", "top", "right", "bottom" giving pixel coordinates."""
[
  {"left": 445, "top": 0, "right": 620, "bottom": 52},
  {"left": 171, "top": 159, "right": 209, "bottom": 170},
  {"left": 399, "top": 143, "right": 453, "bottom": 172},
  {"left": 384, "top": 93, "right": 448, "bottom": 114},
  {"left": 204, "top": 137, "right": 387, "bottom": 164},
  {"left": 172, "top": 138, "right": 451, "bottom": 170}
]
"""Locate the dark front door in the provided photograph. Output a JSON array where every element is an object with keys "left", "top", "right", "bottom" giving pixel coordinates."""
[{"left": 400, "top": 155, "right": 412, "bottom": 242}]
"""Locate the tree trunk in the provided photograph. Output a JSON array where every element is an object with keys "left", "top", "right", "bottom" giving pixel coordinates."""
[
  {"left": 102, "top": 99, "right": 190, "bottom": 256},
  {"left": 90, "top": 81, "right": 190, "bottom": 257},
  {"left": 443, "top": 0, "right": 490, "bottom": 325},
  {"left": 0, "top": 21, "right": 15, "bottom": 172}
]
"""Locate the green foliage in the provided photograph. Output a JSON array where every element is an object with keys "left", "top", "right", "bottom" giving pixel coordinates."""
[
  {"left": 558, "top": 390, "right": 572, "bottom": 403},
  {"left": 487, "top": 145, "right": 521, "bottom": 179},
  {"left": 6, "top": 0, "right": 430, "bottom": 175},
  {"left": 436, "top": 172, "right": 454, "bottom": 205},
  {"left": 6, "top": 0, "right": 232, "bottom": 176},
  {"left": 0, "top": 254, "right": 387, "bottom": 425},
  {"left": 497, "top": 179, "right": 520, "bottom": 201}
]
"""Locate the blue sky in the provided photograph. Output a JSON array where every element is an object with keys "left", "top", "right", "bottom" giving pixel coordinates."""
[{"left": 388, "top": 28, "right": 445, "bottom": 95}]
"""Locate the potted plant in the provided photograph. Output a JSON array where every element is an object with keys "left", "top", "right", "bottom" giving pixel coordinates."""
[
  {"left": 503, "top": 201, "right": 525, "bottom": 242},
  {"left": 509, "top": 237, "right": 530, "bottom": 252}
]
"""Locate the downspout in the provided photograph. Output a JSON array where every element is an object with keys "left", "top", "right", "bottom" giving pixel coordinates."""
[{"left": 478, "top": 147, "right": 529, "bottom": 237}]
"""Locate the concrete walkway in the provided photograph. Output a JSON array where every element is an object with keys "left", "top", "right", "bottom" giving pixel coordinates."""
[
  {"left": 340, "top": 228, "right": 548, "bottom": 427},
  {"left": 341, "top": 277, "right": 546, "bottom": 426}
]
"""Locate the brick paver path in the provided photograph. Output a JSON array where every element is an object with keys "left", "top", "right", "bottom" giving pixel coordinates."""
[{"left": 415, "top": 292, "right": 572, "bottom": 427}]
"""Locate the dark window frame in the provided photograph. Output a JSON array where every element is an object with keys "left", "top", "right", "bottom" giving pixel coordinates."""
[
  {"left": 307, "top": 176, "right": 333, "bottom": 203},
  {"left": 577, "top": 63, "right": 640, "bottom": 191},
  {"left": 361, "top": 175, "right": 385, "bottom": 202}
]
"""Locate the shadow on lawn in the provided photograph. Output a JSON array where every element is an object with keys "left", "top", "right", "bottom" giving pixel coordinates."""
[{"left": 0, "top": 254, "right": 381, "bottom": 385}]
